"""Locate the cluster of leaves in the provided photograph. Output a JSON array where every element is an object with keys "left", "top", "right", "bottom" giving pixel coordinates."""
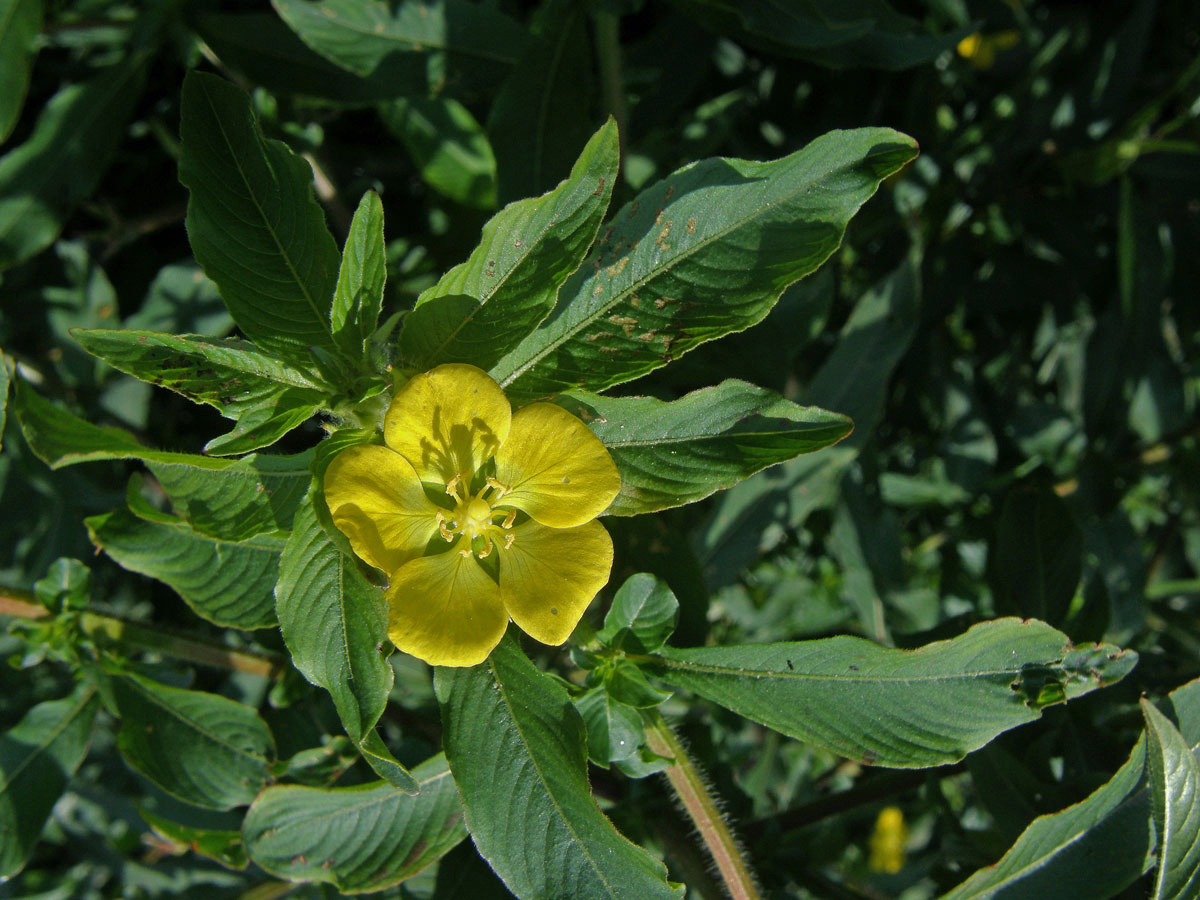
[{"left": 0, "top": 1, "right": 1197, "bottom": 899}]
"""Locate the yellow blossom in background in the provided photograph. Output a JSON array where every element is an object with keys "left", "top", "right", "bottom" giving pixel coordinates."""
[
  {"left": 323, "top": 364, "right": 621, "bottom": 667},
  {"left": 868, "top": 806, "right": 908, "bottom": 874},
  {"left": 957, "top": 30, "right": 1021, "bottom": 70}
]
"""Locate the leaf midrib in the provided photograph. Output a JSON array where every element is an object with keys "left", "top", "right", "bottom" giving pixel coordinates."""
[
  {"left": 416, "top": 165, "right": 604, "bottom": 368},
  {"left": 0, "top": 687, "right": 96, "bottom": 794},
  {"left": 126, "top": 676, "right": 266, "bottom": 764},
  {"left": 490, "top": 652, "right": 622, "bottom": 897},
  {"left": 199, "top": 81, "right": 333, "bottom": 341},
  {"left": 649, "top": 653, "right": 1069, "bottom": 684}
]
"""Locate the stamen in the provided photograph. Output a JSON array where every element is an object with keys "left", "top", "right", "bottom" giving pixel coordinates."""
[
  {"left": 486, "top": 476, "right": 510, "bottom": 498},
  {"left": 444, "top": 470, "right": 470, "bottom": 499},
  {"left": 503, "top": 532, "right": 516, "bottom": 550},
  {"left": 458, "top": 546, "right": 474, "bottom": 558},
  {"left": 436, "top": 510, "right": 455, "bottom": 542},
  {"left": 501, "top": 509, "right": 517, "bottom": 529},
  {"left": 477, "top": 537, "right": 494, "bottom": 559}
]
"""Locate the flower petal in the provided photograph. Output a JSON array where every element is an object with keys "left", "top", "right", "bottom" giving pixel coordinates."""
[
  {"left": 385, "top": 364, "right": 512, "bottom": 484},
  {"left": 492, "top": 403, "right": 620, "bottom": 528},
  {"left": 500, "top": 519, "right": 613, "bottom": 646},
  {"left": 323, "top": 445, "right": 440, "bottom": 573},
  {"left": 387, "top": 551, "right": 508, "bottom": 666}
]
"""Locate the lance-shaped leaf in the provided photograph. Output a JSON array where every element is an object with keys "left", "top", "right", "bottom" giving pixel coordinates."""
[
  {"left": 193, "top": 10, "right": 408, "bottom": 104},
  {"left": 138, "top": 807, "right": 248, "bottom": 870},
  {"left": 436, "top": 632, "right": 683, "bottom": 900},
  {"left": 273, "top": 0, "right": 528, "bottom": 97},
  {"left": 937, "top": 675, "right": 1200, "bottom": 899},
  {"left": 645, "top": 618, "right": 1137, "bottom": 768},
  {"left": 672, "top": 0, "right": 963, "bottom": 71},
  {"left": 87, "top": 503, "right": 283, "bottom": 630},
  {"left": 178, "top": 71, "right": 342, "bottom": 368},
  {"left": 13, "top": 373, "right": 312, "bottom": 540},
  {"left": 0, "top": 685, "right": 100, "bottom": 880},
  {"left": 71, "top": 330, "right": 327, "bottom": 455},
  {"left": 146, "top": 452, "right": 312, "bottom": 542},
  {"left": 488, "top": 0, "right": 596, "bottom": 206},
  {"left": 939, "top": 735, "right": 1153, "bottom": 900},
  {"left": 558, "top": 380, "right": 852, "bottom": 516},
  {"left": 491, "top": 127, "right": 918, "bottom": 400},
  {"left": 1143, "top": 699, "right": 1200, "bottom": 900},
  {"left": 331, "top": 191, "right": 385, "bottom": 359},
  {"left": 275, "top": 499, "right": 412, "bottom": 795},
  {"left": 243, "top": 754, "right": 465, "bottom": 892},
  {"left": 112, "top": 673, "right": 274, "bottom": 810},
  {"left": 0, "top": 57, "right": 146, "bottom": 269},
  {"left": 380, "top": 97, "right": 496, "bottom": 208},
  {"left": 398, "top": 119, "right": 619, "bottom": 372},
  {"left": 0, "top": 0, "right": 42, "bottom": 143}
]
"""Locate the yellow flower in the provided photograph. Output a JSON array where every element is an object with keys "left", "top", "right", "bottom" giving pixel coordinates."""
[
  {"left": 867, "top": 806, "right": 908, "bottom": 874},
  {"left": 956, "top": 30, "right": 1021, "bottom": 70},
  {"left": 323, "top": 364, "right": 621, "bottom": 667}
]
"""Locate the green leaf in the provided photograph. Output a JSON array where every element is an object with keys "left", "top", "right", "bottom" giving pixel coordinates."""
[
  {"left": 0, "top": 685, "right": 100, "bottom": 880},
  {"left": 86, "top": 504, "right": 283, "bottom": 629},
  {"left": 939, "top": 678, "right": 1200, "bottom": 899},
  {"left": 380, "top": 97, "right": 496, "bottom": 208},
  {"left": 242, "top": 754, "right": 465, "bottom": 892},
  {"left": 0, "top": 0, "right": 42, "bottom": 143},
  {"left": 695, "top": 254, "right": 919, "bottom": 585},
  {"left": 276, "top": 498, "right": 407, "bottom": 785},
  {"left": 436, "top": 632, "right": 683, "bottom": 900},
  {"left": 122, "top": 262, "right": 232, "bottom": 337},
  {"left": 488, "top": 0, "right": 595, "bottom": 206},
  {"left": 13, "top": 370, "right": 313, "bottom": 540},
  {"left": 332, "top": 191, "right": 385, "bottom": 359},
  {"left": 71, "top": 330, "right": 327, "bottom": 455},
  {"left": 398, "top": 119, "right": 619, "bottom": 372},
  {"left": 113, "top": 673, "right": 274, "bottom": 810},
  {"left": 646, "top": 618, "right": 1137, "bottom": 768},
  {"left": 491, "top": 127, "right": 918, "bottom": 400},
  {"left": 559, "top": 380, "right": 852, "bottom": 516},
  {"left": 272, "top": 0, "right": 528, "bottom": 97},
  {"left": 673, "top": 0, "right": 963, "bottom": 70},
  {"left": 12, "top": 371, "right": 172, "bottom": 468},
  {"left": 938, "top": 735, "right": 1153, "bottom": 900},
  {"left": 358, "top": 729, "right": 419, "bottom": 792},
  {"left": 992, "top": 483, "right": 1083, "bottom": 627},
  {"left": 1143, "top": 699, "right": 1200, "bottom": 900},
  {"left": 193, "top": 11, "right": 410, "bottom": 104},
  {"left": 0, "top": 57, "right": 146, "bottom": 269},
  {"left": 178, "top": 71, "right": 343, "bottom": 369},
  {"left": 605, "top": 659, "right": 672, "bottom": 709},
  {"left": 575, "top": 686, "right": 646, "bottom": 768},
  {"left": 138, "top": 807, "right": 249, "bottom": 870},
  {"left": 146, "top": 451, "right": 312, "bottom": 542},
  {"left": 33, "top": 557, "right": 91, "bottom": 612},
  {"left": 597, "top": 573, "right": 679, "bottom": 654}
]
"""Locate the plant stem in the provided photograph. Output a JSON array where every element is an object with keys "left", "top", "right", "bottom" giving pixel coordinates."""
[
  {"left": 643, "top": 709, "right": 762, "bottom": 900},
  {"left": 0, "top": 591, "right": 285, "bottom": 679},
  {"left": 592, "top": 8, "right": 628, "bottom": 161}
]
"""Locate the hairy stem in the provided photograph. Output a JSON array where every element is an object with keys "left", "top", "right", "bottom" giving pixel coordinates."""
[
  {"left": 0, "top": 591, "right": 285, "bottom": 678},
  {"left": 643, "top": 709, "right": 762, "bottom": 900}
]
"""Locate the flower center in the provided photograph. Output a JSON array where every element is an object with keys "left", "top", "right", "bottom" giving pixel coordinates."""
[{"left": 436, "top": 470, "right": 517, "bottom": 558}]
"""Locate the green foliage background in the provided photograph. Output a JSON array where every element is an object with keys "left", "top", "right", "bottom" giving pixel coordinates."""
[{"left": 1, "top": 0, "right": 1198, "bottom": 898}]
